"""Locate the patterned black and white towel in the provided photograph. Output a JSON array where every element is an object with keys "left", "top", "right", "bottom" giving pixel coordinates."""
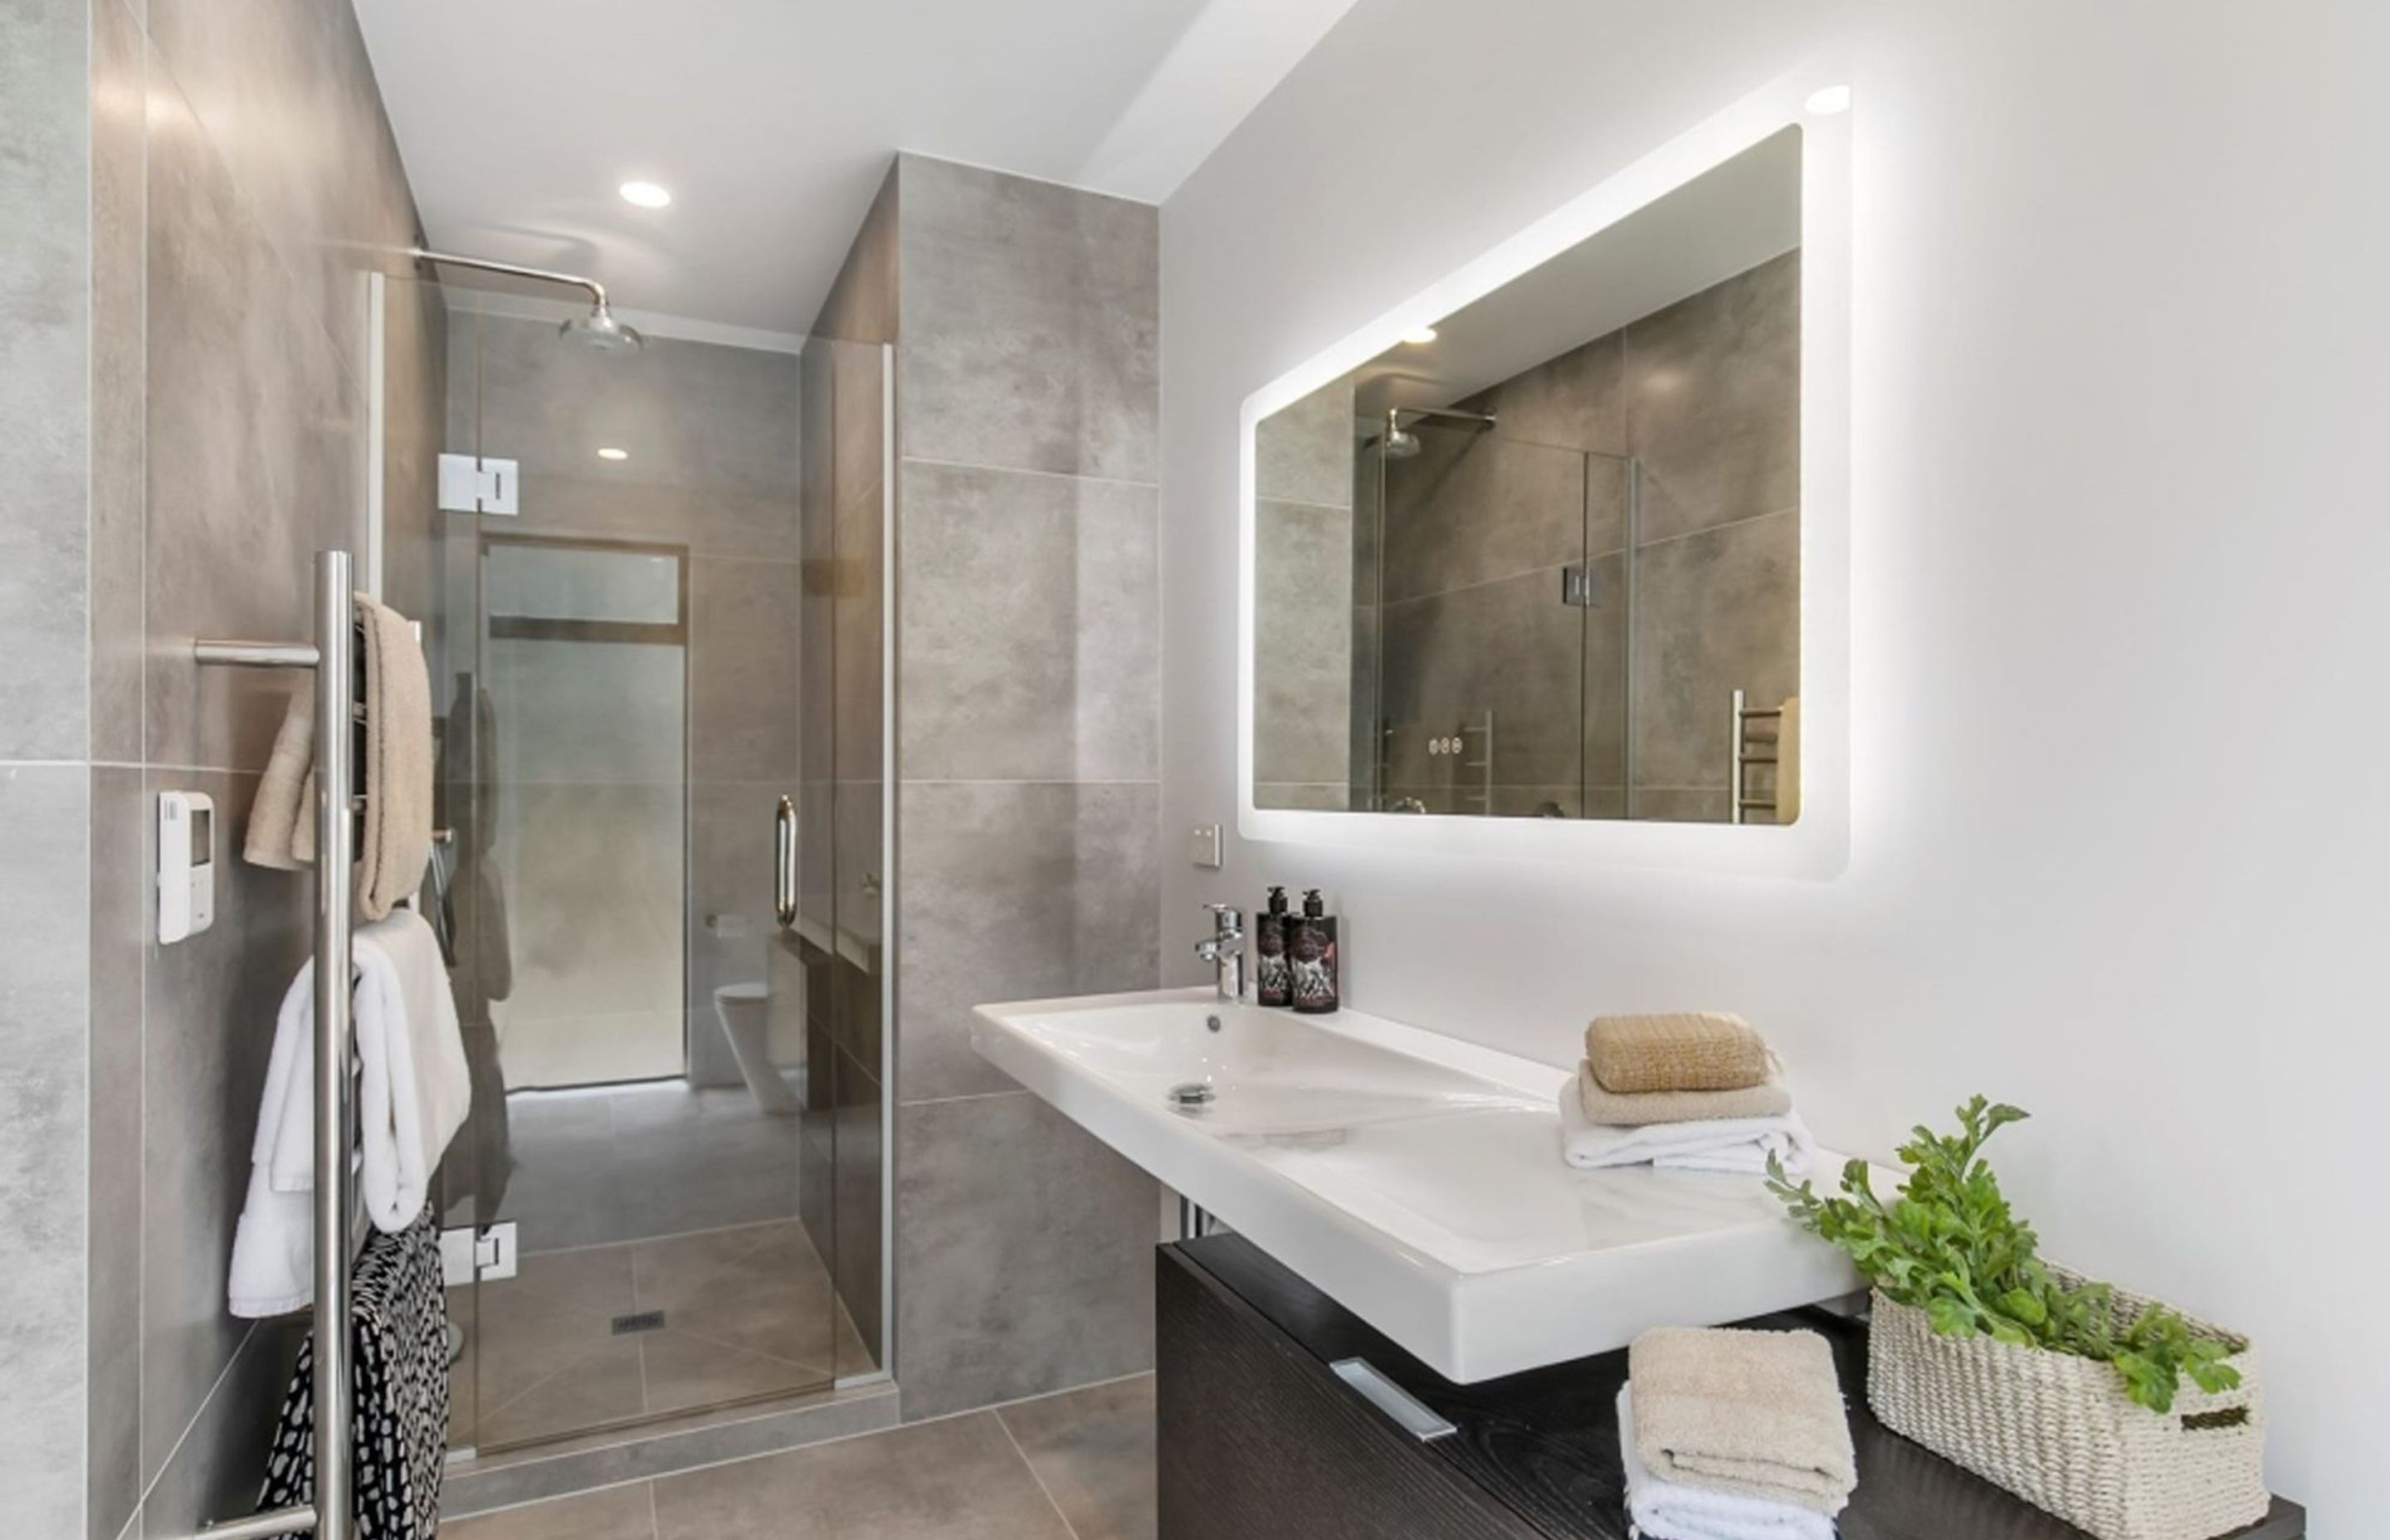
[{"left": 259, "top": 1211, "right": 449, "bottom": 1539}]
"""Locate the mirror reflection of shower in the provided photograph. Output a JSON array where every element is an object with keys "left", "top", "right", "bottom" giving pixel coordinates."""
[{"left": 1369, "top": 403, "right": 1497, "bottom": 461}]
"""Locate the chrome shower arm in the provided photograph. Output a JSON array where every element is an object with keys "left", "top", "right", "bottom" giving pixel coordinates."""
[{"left": 408, "top": 246, "right": 611, "bottom": 309}]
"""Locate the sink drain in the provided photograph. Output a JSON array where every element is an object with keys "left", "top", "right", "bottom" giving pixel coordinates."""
[{"left": 1167, "top": 1081, "right": 1216, "bottom": 1109}]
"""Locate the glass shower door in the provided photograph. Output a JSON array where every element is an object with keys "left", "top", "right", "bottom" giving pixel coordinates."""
[{"left": 427, "top": 296, "right": 840, "bottom": 1457}]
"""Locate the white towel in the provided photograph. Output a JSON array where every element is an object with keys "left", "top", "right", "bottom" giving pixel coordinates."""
[
  {"left": 229, "top": 908, "right": 470, "bottom": 1318},
  {"left": 1559, "top": 1080, "right": 1814, "bottom": 1177},
  {"left": 1621, "top": 1385, "right": 1837, "bottom": 1540}
]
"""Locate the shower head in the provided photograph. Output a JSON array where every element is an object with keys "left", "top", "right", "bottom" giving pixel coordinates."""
[
  {"left": 411, "top": 246, "right": 644, "bottom": 356},
  {"left": 1379, "top": 408, "right": 1422, "bottom": 460},
  {"left": 559, "top": 302, "right": 644, "bottom": 354}
]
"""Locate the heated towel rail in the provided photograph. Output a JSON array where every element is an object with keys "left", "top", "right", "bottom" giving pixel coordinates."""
[
  {"left": 180, "top": 551, "right": 361, "bottom": 1540},
  {"left": 1729, "top": 689, "right": 1783, "bottom": 826}
]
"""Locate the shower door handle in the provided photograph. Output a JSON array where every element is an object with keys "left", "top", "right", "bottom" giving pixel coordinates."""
[{"left": 773, "top": 795, "right": 798, "bottom": 928}]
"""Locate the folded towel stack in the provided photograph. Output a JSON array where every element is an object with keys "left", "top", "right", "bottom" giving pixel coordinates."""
[
  {"left": 1558, "top": 1013, "right": 1814, "bottom": 1176},
  {"left": 1620, "top": 1326, "right": 1857, "bottom": 1540}
]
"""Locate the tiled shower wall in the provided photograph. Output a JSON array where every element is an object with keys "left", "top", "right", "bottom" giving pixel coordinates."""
[
  {"left": 1251, "top": 383, "right": 1360, "bottom": 811},
  {"left": 0, "top": 2, "right": 443, "bottom": 1537},
  {"left": 882, "top": 155, "right": 1165, "bottom": 1421},
  {"left": 445, "top": 313, "right": 806, "bottom": 1099},
  {"left": 1379, "top": 248, "right": 1801, "bottom": 820}
]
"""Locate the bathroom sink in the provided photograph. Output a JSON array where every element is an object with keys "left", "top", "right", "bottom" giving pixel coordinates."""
[{"left": 970, "top": 987, "right": 1861, "bottom": 1382}]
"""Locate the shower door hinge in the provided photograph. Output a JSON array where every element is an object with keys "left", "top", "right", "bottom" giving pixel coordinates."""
[
  {"left": 438, "top": 1221, "right": 519, "bottom": 1286},
  {"left": 438, "top": 452, "right": 519, "bottom": 515},
  {"left": 1560, "top": 562, "right": 1599, "bottom": 607}
]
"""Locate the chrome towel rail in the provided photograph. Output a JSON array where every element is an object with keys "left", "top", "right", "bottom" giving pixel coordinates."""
[{"left": 179, "top": 550, "right": 359, "bottom": 1540}]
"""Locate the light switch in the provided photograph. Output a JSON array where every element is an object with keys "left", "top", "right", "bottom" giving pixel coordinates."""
[{"left": 1188, "top": 823, "right": 1223, "bottom": 870}]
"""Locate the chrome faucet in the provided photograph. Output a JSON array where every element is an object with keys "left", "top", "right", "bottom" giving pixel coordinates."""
[{"left": 1196, "top": 903, "right": 1246, "bottom": 1001}]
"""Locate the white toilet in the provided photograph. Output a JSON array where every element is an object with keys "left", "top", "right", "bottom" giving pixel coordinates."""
[{"left": 714, "top": 982, "right": 801, "bottom": 1115}]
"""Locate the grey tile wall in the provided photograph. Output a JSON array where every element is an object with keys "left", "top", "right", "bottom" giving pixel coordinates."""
[
  {"left": 2, "top": 2, "right": 446, "bottom": 1535},
  {"left": 885, "top": 155, "right": 1163, "bottom": 1421},
  {"left": 1366, "top": 249, "right": 1801, "bottom": 820},
  {"left": 1253, "top": 378, "right": 1359, "bottom": 804},
  {"left": 0, "top": 0, "right": 93, "bottom": 763},
  {"left": 895, "top": 156, "right": 1158, "bottom": 483}
]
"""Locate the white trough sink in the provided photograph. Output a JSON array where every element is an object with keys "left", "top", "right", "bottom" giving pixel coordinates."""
[{"left": 970, "top": 987, "right": 1861, "bottom": 1383}]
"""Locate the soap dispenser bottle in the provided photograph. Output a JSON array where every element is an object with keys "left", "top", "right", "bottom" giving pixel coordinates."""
[
  {"left": 1255, "top": 885, "right": 1293, "bottom": 1007},
  {"left": 1289, "top": 889, "right": 1339, "bottom": 1015}
]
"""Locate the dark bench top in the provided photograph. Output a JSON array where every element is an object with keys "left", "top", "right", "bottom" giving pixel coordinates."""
[{"left": 1173, "top": 1234, "right": 2303, "bottom": 1540}]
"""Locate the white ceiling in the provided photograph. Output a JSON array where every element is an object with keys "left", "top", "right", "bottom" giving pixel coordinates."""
[
  {"left": 1351, "top": 126, "right": 1804, "bottom": 420},
  {"left": 354, "top": 0, "right": 1356, "bottom": 340}
]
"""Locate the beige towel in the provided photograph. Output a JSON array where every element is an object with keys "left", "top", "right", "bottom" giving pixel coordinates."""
[
  {"left": 356, "top": 595, "right": 432, "bottom": 922},
  {"left": 1628, "top": 1326, "right": 1857, "bottom": 1516},
  {"left": 240, "top": 597, "right": 433, "bottom": 924},
  {"left": 1587, "top": 1012, "right": 1770, "bottom": 1094},
  {"left": 1577, "top": 1060, "right": 1793, "bottom": 1127}
]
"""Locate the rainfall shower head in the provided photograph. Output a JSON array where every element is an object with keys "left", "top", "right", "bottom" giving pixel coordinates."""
[
  {"left": 1376, "top": 405, "right": 1496, "bottom": 459},
  {"left": 411, "top": 246, "right": 645, "bottom": 355},
  {"left": 1383, "top": 421, "right": 1422, "bottom": 460},
  {"left": 559, "top": 303, "right": 643, "bottom": 354}
]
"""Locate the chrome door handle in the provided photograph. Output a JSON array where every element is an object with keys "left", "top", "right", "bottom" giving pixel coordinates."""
[{"left": 774, "top": 795, "right": 798, "bottom": 928}]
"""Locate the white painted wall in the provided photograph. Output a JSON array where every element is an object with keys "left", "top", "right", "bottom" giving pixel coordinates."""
[{"left": 1159, "top": 0, "right": 2390, "bottom": 1525}]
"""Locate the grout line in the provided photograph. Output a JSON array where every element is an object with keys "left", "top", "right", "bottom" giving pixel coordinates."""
[
  {"left": 897, "top": 453, "right": 1158, "bottom": 493},
  {"left": 898, "top": 1088, "right": 1032, "bottom": 1109},
  {"left": 134, "top": 1321, "right": 261, "bottom": 1510},
  {"left": 994, "top": 1408, "right": 1085, "bottom": 1540},
  {"left": 646, "top": 1479, "right": 661, "bottom": 1540},
  {"left": 895, "top": 777, "right": 1161, "bottom": 787}
]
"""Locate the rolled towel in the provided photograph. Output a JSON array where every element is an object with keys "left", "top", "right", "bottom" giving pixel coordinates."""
[
  {"left": 1587, "top": 1012, "right": 1770, "bottom": 1094},
  {"left": 244, "top": 681, "right": 317, "bottom": 870},
  {"left": 1629, "top": 1327, "right": 1856, "bottom": 1517},
  {"left": 1558, "top": 1078, "right": 1814, "bottom": 1177},
  {"left": 1578, "top": 1060, "right": 1793, "bottom": 1127},
  {"left": 1619, "top": 1384, "right": 1836, "bottom": 1540},
  {"left": 356, "top": 594, "right": 433, "bottom": 923}
]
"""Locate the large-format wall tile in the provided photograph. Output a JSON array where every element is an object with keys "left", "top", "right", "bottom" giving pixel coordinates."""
[
  {"left": 90, "top": 0, "right": 147, "bottom": 766},
  {"left": 894, "top": 1094, "right": 1157, "bottom": 1421},
  {"left": 378, "top": 271, "right": 449, "bottom": 624},
  {"left": 896, "top": 781, "right": 1160, "bottom": 1104},
  {"left": 1379, "top": 563, "right": 1593, "bottom": 789},
  {"left": 144, "top": 0, "right": 417, "bottom": 378},
  {"left": 89, "top": 767, "right": 147, "bottom": 1540},
  {"left": 0, "top": 765, "right": 91, "bottom": 1539},
  {"left": 1380, "top": 430, "right": 1588, "bottom": 604},
  {"left": 897, "top": 156, "right": 1158, "bottom": 483},
  {"left": 1468, "top": 331, "right": 1627, "bottom": 457},
  {"left": 137, "top": 1320, "right": 295, "bottom": 1540},
  {"left": 466, "top": 318, "right": 802, "bottom": 548},
  {"left": 1256, "top": 378, "right": 1355, "bottom": 509},
  {"left": 0, "top": 0, "right": 90, "bottom": 762},
  {"left": 691, "top": 557, "right": 803, "bottom": 782},
  {"left": 811, "top": 166, "right": 897, "bottom": 345},
  {"left": 1254, "top": 500, "right": 1355, "bottom": 787},
  {"left": 1630, "top": 509, "right": 1799, "bottom": 794},
  {"left": 139, "top": 766, "right": 305, "bottom": 1486},
  {"left": 1623, "top": 250, "right": 1800, "bottom": 543},
  {"left": 654, "top": 1410, "right": 1073, "bottom": 1540},
  {"left": 897, "top": 462, "right": 1158, "bottom": 782},
  {"left": 144, "top": 66, "right": 361, "bottom": 772}
]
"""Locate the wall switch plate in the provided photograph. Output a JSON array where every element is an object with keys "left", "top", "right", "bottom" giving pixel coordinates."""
[
  {"left": 157, "top": 790, "right": 216, "bottom": 943},
  {"left": 1189, "top": 823, "right": 1224, "bottom": 869}
]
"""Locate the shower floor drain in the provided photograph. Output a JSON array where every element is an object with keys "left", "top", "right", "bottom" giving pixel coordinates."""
[{"left": 611, "top": 1309, "right": 668, "bottom": 1335}]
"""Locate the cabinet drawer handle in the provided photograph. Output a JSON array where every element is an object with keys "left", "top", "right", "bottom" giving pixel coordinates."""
[{"left": 1330, "top": 1357, "right": 1456, "bottom": 1442}]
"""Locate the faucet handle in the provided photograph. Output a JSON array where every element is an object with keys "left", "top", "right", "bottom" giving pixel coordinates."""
[{"left": 1204, "top": 902, "right": 1244, "bottom": 935}]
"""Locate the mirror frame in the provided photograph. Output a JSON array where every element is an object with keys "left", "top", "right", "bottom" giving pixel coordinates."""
[{"left": 1236, "top": 66, "right": 1852, "bottom": 879}]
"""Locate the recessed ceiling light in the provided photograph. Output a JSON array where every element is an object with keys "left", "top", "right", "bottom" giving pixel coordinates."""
[
  {"left": 1402, "top": 325, "right": 1439, "bottom": 345},
  {"left": 618, "top": 180, "right": 672, "bottom": 208},
  {"left": 1804, "top": 85, "right": 1852, "bottom": 116},
  {"left": 597, "top": 446, "right": 629, "bottom": 461}
]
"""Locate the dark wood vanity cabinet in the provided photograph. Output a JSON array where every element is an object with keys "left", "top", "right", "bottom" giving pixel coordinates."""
[{"left": 1157, "top": 1235, "right": 2305, "bottom": 1540}]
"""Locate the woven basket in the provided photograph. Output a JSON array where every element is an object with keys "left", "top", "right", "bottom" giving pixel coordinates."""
[{"left": 1866, "top": 1268, "right": 2267, "bottom": 1540}]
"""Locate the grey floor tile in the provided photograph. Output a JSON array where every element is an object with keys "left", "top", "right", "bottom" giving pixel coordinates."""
[
  {"left": 652, "top": 1411, "right": 1076, "bottom": 1540},
  {"left": 445, "top": 1482, "right": 659, "bottom": 1540},
  {"left": 998, "top": 1375, "right": 1158, "bottom": 1540}
]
